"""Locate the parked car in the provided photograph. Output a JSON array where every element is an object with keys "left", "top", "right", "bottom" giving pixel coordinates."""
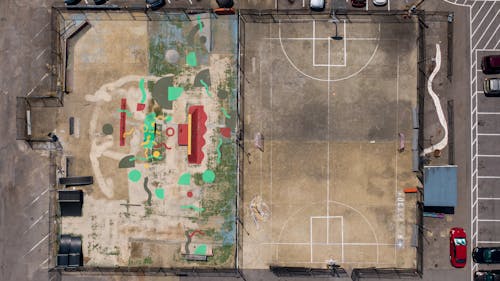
[
  {"left": 482, "top": 55, "right": 500, "bottom": 74},
  {"left": 351, "top": 0, "right": 366, "bottom": 8},
  {"left": 473, "top": 247, "right": 500, "bottom": 264},
  {"left": 310, "top": 0, "right": 325, "bottom": 11},
  {"left": 449, "top": 227, "right": 467, "bottom": 268},
  {"left": 146, "top": 0, "right": 165, "bottom": 10},
  {"left": 373, "top": 0, "right": 387, "bottom": 6},
  {"left": 484, "top": 78, "right": 500, "bottom": 96},
  {"left": 94, "top": 0, "right": 106, "bottom": 4},
  {"left": 474, "top": 271, "right": 500, "bottom": 281},
  {"left": 64, "top": 0, "right": 81, "bottom": 5}
]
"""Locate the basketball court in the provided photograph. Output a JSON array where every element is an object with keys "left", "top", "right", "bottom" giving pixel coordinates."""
[{"left": 240, "top": 16, "right": 421, "bottom": 270}]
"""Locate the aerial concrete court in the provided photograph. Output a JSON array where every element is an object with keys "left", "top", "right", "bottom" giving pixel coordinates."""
[
  {"left": 52, "top": 12, "right": 239, "bottom": 267},
  {"left": 241, "top": 16, "right": 421, "bottom": 270}
]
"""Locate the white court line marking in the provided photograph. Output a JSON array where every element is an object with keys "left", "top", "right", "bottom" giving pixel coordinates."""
[
  {"left": 471, "top": 2, "right": 496, "bottom": 38},
  {"left": 478, "top": 198, "right": 500, "bottom": 200},
  {"left": 473, "top": 9, "right": 500, "bottom": 50},
  {"left": 478, "top": 219, "right": 500, "bottom": 222},
  {"left": 326, "top": 30, "right": 331, "bottom": 245},
  {"left": 23, "top": 234, "right": 49, "bottom": 258},
  {"left": 422, "top": 44, "right": 448, "bottom": 156},
  {"left": 25, "top": 188, "right": 49, "bottom": 209},
  {"left": 31, "top": 23, "right": 49, "bottom": 42},
  {"left": 478, "top": 134, "right": 500, "bottom": 136},
  {"left": 478, "top": 112, "right": 500, "bottom": 114},
  {"left": 23, "top": 210, "right": 48, "bottom": 235},
  {"left": 310, "top": 217, "right": 313, "bottom": 262},
  {"left": 483, "top": 24, "right": 500, "bottom": 48},
  {"left": 265, "top": 37, "right": 379, "bottom": 40},
  {"left": 341, "top": 216, "right": 344, "bottom": 262},
  {"left": 343, "top": 21, "right": 347, "bottom": 66},
  {"left": 264, "top": 242, "right": 395, "bottom": 245},
  {"left": 278, "top": 21, "right": 381, "bottom": 82}
]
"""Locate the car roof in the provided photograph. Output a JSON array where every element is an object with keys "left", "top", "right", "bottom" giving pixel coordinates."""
[{"left": 490, "top": 79, "right": 500, "bottom": 91}]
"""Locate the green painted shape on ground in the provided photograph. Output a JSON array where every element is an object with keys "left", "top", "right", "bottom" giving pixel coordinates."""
[
  {"left": 165, "top": 116, "right": 173, "bottom": 123},
  {"left": 200, "top": 79, "right": 212, "bottom": 97},
  {"left": 143, "top": 112, "right": 157, "bottom": 149},
  {"left": 155, "top": 188, "right": 165, "bottom": 199},
  {"left": 194, "top": 244, "right": 207, "bottom": 255},
  {"left": 216, "top": 137, "right": 222, "bottom": 164},
  {"left": 152, "top": 76, "right": 173, "bottom": 110},
  {"left": 197, "top": 15, "right": 203, "bottom": 32},
  {"left": 119, "top": 155, "right": 135, "bottom": 168},
  {"left": 139, "top": 78, "right": 147, "bottom": 103},
  {"left": 221, "top": 107, "right": 231, "bottom": 119},
  {"left": 117, "top": 109, "right": 132, "bottom": 117},
  {"left": 181, "top": 205, "right": 205, "bottom": 212},
  {"left": 168, "top": 87, "right": 184, "bottom": 101},
  {"left": 178, "top": 173, "right": 191, "bottom": 185},
  {"left": 202, "top": 170, "right": 215, "bottom": 183},
  {"left": 128, "top": 169, "right": 142, "bottom": 182},
  {"left": 186, "top": 52, "right": 197, "bottom": 67},
  {"left": 102, "top": 124, "right": 113, "bottom": 135}
]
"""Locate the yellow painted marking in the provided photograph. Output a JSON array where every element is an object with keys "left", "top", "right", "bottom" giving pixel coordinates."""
[
  {"left": 188, "top": 114, "right": 192, "bottom": 156},
  {"left": 122, "top": 128, "right": 135, "bottom": 138}
]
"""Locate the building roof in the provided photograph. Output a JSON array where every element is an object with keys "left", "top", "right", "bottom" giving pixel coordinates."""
[{"left": 423, "top": 165, "right": 457, "bottom": 207}]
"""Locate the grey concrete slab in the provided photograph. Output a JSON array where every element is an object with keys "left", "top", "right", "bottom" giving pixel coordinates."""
[
  {"left": 478, "top": 135, "right": 500, "bottom": 155},
  {"left": 477, "top": 115, "right": 500, "bottom": 134},
  {"left": 478, "top": 157, "right": 500, "bottom": 177},
  {"left": 478, "top": 200, "right": 500, "bottom": 220},
  {"left": 478, "top": 221, "right": 500, "bottom": 243},
  {"left": 478, "top": 178, "right": 500, "bottom": 198}
]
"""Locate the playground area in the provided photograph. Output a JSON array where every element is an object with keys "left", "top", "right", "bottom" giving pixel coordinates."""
[
  {"left": 240, "top": 16, "right": 421, "bottom": 270},
  {"left": 49, "top": 12, "right": 239, "bottom": 268}
]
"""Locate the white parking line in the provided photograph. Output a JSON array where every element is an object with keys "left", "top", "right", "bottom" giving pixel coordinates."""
[
  {"left": 471, "top": 3, "right": 496, "bottom": 38},
  {"left": 473, "top": 10, "right": 500, "bottom": 50},
  {"left": 483, "top": 24, "right": 500, "bottom": 48},
  {"left": 478, "top": 176, "right": 500, "bottom": 179},
  {"left": 478, "top": 219, "right": 500, "bottom": 222},
  {"left": 24, "top": 188, "right": 49, "bottom": 209},
  {"left": 22, "top": 210, "right": 48, "bottom": 235},
  {"left": 478, "top": 241, "right": 500, "bottom": 244},
  {"left": 30, "top": 23, "right": 50, "bottom": 43},
  {"left": 478, "top": 198, "right": 500, "bottom": 200},
  {"left": 23, "top": 234, "right": 49, "bottom": 258},
  {"left": 477, "top": 134, "right": 500, "bottom": 136},
  {"left": 478, "top": 112, "right": 500, "bottom": 115},
  {"left": 471, "top": 1, "right": 486, "bottom": 23}
]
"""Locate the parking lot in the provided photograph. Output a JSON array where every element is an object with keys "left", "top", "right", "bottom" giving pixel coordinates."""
[{"left": 240, "top": 14, "right": 421, "bottom": 270}]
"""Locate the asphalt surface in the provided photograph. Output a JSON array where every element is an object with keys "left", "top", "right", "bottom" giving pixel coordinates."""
[{"left": 0, "top": 0, "right": 495, "bottom": 281}]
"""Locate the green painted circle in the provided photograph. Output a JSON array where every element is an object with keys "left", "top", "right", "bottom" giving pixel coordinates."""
[
  {"left": 128, "top": 169, "right": 142, "bottom": 182},
  {"left": 202, "top": 170, "right": 215, "bottom": 183},
  {"left": 102, "top": 124, "right": 114, "bottom": 135}
]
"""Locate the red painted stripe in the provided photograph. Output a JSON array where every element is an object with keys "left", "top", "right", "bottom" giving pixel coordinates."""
[{"left": 120, "top": 98, "right": 126, "bottom": 146}]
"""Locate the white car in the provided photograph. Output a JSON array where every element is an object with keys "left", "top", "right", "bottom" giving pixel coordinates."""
[
  {"left": 373, "top": 0, "right": 388, "bottom": 6},
  {"left": 310, "top": 0, "right": 325, "bottom": 11}
]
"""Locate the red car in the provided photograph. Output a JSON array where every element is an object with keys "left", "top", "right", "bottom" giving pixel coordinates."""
[{"left": 450, "top": 227, "right": 467, "bottom": 268}]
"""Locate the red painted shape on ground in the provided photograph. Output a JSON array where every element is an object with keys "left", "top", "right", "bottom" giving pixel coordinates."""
[
  {"left": 219, "top": 127, "right": 231, "bottom": 138},
  {"left": 188, "top": 106, "right": 207, "bottom": 164},
  {"left": 188, "top": 229, "right": 205, "bottom": 238},
  {"left": 136, "top": 103, "right": 145, "bottom": 111},
  {"left": 178, "top": 124, "right": 188, "bottom": 146},
  {"left": 153, "top": 142, "right": 172, "bottom": 150},
  {"left": 187, "top": 191, "right": 193, "bottom": 198},
  {"left": 166, "top": 127, "right": 175, "bottom": 137},
  {"left": 120, "top": 98, "right": 127, "bottom": 146}
]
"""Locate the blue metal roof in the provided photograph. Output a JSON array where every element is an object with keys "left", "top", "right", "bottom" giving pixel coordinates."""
[{"left": 424, "top": 165, "right": 457, "bottom": 207}]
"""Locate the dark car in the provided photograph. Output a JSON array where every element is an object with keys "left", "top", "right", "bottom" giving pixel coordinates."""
[
  {"left": 473, "top": 247, "right": 500, "bottom": 264},
  {"left": 351, "top": 0, "right": 366, "bottom": 8},
  {"left": 65, "top": 0, "right": 81, "bottom": 5},
  {"left": 484, "top": 78, "right": 500, "bottom": 96},
  {"left": 94, "top": 0, "right": 106, "bottom": 4},
  {"left": 146, "top": 0, "right": 165, "bottom": 10},
  {"left": 474, "top": 271, "right": 500, "bottom": 281},
  {"left": 482, "top": 55, "right": 500, "bottom": 74}
]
